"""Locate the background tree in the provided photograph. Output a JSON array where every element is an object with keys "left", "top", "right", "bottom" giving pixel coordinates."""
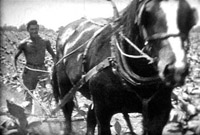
[
  {"left": 18, "top": 24, "right": 27, "bottom": 32},
  {"left": 1, "top": 24, "right": 18, "bottom": 31}
]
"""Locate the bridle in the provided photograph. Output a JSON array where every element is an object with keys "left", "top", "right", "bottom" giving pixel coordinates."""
[
  {"left": 111, "top": 0, "right": 191, "bottom": 86},
  {"left": 115, "top": 0, "right": 189, "bottom": 65},
  {"left": 115, "top": 30, "right": 185, "bottom": 65},
  {"left": 137, "top": 0, "right": 190, "bottom": 49}
]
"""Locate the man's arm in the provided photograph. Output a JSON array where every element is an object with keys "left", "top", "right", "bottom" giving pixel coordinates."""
[
  {"left": 14, "top": 49, "right": 22, "bottom": 70},
  {"left": 46, "top": 40, "right": 56, "bottom": 62},
  {"left": 14, "top": 41, "right": 25, "bottom": 70}
]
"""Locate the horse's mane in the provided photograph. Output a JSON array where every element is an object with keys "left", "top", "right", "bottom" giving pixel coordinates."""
[
  {"left": 117, "top": 0, "right": 140, "bottom": 39},
  {"left": 113, "top": 0, "right": 158, "bottom": 78}
]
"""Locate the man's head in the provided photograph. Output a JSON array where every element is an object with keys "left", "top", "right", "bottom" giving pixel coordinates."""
[{"left": 27, "top": 20, "right": 39, "bottom": 38}]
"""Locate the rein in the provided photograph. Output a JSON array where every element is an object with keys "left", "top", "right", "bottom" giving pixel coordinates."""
[
  {"left": 55, "top": 40, "right": 89, "bottom": 66},
  {"left": 146, "top": 32, "right": 182, "bottom": 41},
  {"left": 118, "top": 32, "right": 155, "bottom": 64},
  {"left": 111, "top": 33, "right": 161, "bottom": 86},
  {"left": 25, "top": 66, "right": 50, "bottom": 73}
]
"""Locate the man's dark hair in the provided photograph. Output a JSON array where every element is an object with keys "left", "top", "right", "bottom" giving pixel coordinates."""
[{"left": 27, "top": 20, "right": 38, "bottom": 30}]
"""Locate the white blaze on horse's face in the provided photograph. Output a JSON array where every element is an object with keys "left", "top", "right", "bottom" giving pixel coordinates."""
[
  {"left": 160, "top": 1, "right": 186, "bottom": 73},
  {"left": 154, "top": 0, "right": 198, "bottom": 86}
]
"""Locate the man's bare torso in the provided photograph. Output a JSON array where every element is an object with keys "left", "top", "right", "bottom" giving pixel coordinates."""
[{"left": 20, "top": 37, "right": 48, "bottom": 66}]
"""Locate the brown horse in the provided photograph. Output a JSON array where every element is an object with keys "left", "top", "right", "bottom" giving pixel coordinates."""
[{"left": 52, "top": 0, "right": 198, "bottom": 135}]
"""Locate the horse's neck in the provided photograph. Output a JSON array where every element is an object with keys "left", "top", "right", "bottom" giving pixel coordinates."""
[
  {"left": 114, "top": 0, "right": 158, "bottom": 77},
  {"left": 115, "top": 28, "right": 157, "bottom": 78}
]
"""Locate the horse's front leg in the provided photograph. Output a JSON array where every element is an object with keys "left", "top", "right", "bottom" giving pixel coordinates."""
[
  {"left": 143, "top": 95, "right": 171, "bottom": 135},
  {"left": 94, "top": 101, "right": 113, "bottom": 135},
  {"left": 57, "top": 70, "right": 74, "bottom": 135},
  {"left": 62, "top": 100, "right": 74, "bottom": 135},
  {"left": 86, "top": 104, "right": 97, "bottom": 135}
]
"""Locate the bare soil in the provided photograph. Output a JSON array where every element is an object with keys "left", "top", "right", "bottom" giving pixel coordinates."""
[{"left": 1, "top": 28, "right": 200, "bottom": 135}]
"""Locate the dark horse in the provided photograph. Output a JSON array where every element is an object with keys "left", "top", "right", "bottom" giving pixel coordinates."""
[{"left": 52, "top": 0, "right": 198, "bottom": 135}]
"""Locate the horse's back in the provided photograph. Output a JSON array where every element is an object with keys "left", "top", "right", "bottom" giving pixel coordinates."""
[
  {"left": 56, "top": 17, "right": 113, "bottom": 83},
  {"left": 56, "top": 18, "right": 110, "bottom": 56}
]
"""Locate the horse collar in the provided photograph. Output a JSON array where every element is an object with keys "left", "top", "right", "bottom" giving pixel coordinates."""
[{"left": 110, "top": 34, "right": 161, "bottom": 86}]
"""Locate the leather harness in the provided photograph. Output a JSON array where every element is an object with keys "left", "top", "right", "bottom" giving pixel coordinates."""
[
  {"left": 51, "top": 1, "right": 157, "bottom": 114},
  {"left": 52, "top": 0, "right": 189, "bottom": 115},
  {"left": 52, "top": 24, "right": 160, "bottom": 114}
]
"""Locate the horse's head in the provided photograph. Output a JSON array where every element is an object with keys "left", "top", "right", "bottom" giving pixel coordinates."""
[{"left": 139, "top": 0, "right": 198, "bottom": 86}]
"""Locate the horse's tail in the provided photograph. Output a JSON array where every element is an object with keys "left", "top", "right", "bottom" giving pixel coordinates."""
[{"left": 51, "top": 65, "right": 60, "bottom": 103}]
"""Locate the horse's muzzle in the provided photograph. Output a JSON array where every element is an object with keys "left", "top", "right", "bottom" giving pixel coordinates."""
[{"left": 161, "top": 62, "right": 189, "bottom": 87}]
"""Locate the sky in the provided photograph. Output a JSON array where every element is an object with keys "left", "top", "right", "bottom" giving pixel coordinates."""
[
  {"left": 0, "top": 0, "right": 131, "bottom": 30},
  {"left": 1, "top": 0, "right": 200, "bottom": 31}
]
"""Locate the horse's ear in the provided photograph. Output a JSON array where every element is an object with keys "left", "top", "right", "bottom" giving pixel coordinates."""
[
  {"left": 136, "top": 0, "right": 154, "bottom": 26},
  {"left": 188, "top": 8, "right": 199, "bottom": 29},
  {"left": 178, "top": 0, "right": 199, "bottom": 35}
]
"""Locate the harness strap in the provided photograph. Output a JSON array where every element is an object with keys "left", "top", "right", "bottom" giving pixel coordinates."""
[
  {"left": 118, "top": 32, "right": 154, "bottom": 63},
  {"left": 82, "top": 23, "right": 112, "bottom": 74},
  {"left": 142, "top": 98, "right": 150, "bottom": 134},
  {"left": 55, "top": 20, "right": 110, "bottom": 67},
  {"left": 51, "top": 58, "right": 112, "bottom": 114},
  {"left": 112, "top": 34, "right": 161, "bottom": 85},
  {"left": 25, "top": 66, "right": 49, "bottom": 73},
  {"left": 108, "top": 0, "right": 119, "bottom": 19}
]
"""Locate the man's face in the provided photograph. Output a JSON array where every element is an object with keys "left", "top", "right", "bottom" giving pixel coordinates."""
[{"left": 28, "top": 24, "right": 39, "bottom": 38}]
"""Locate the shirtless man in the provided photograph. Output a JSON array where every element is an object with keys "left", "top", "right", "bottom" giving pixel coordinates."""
[{"left": 14, "top": 20, "right": 55, "bottom": 112}]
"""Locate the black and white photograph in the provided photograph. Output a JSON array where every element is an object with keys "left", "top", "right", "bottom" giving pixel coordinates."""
[{"left": 1, "top": 0, "right": 200, "bottom": 135}]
